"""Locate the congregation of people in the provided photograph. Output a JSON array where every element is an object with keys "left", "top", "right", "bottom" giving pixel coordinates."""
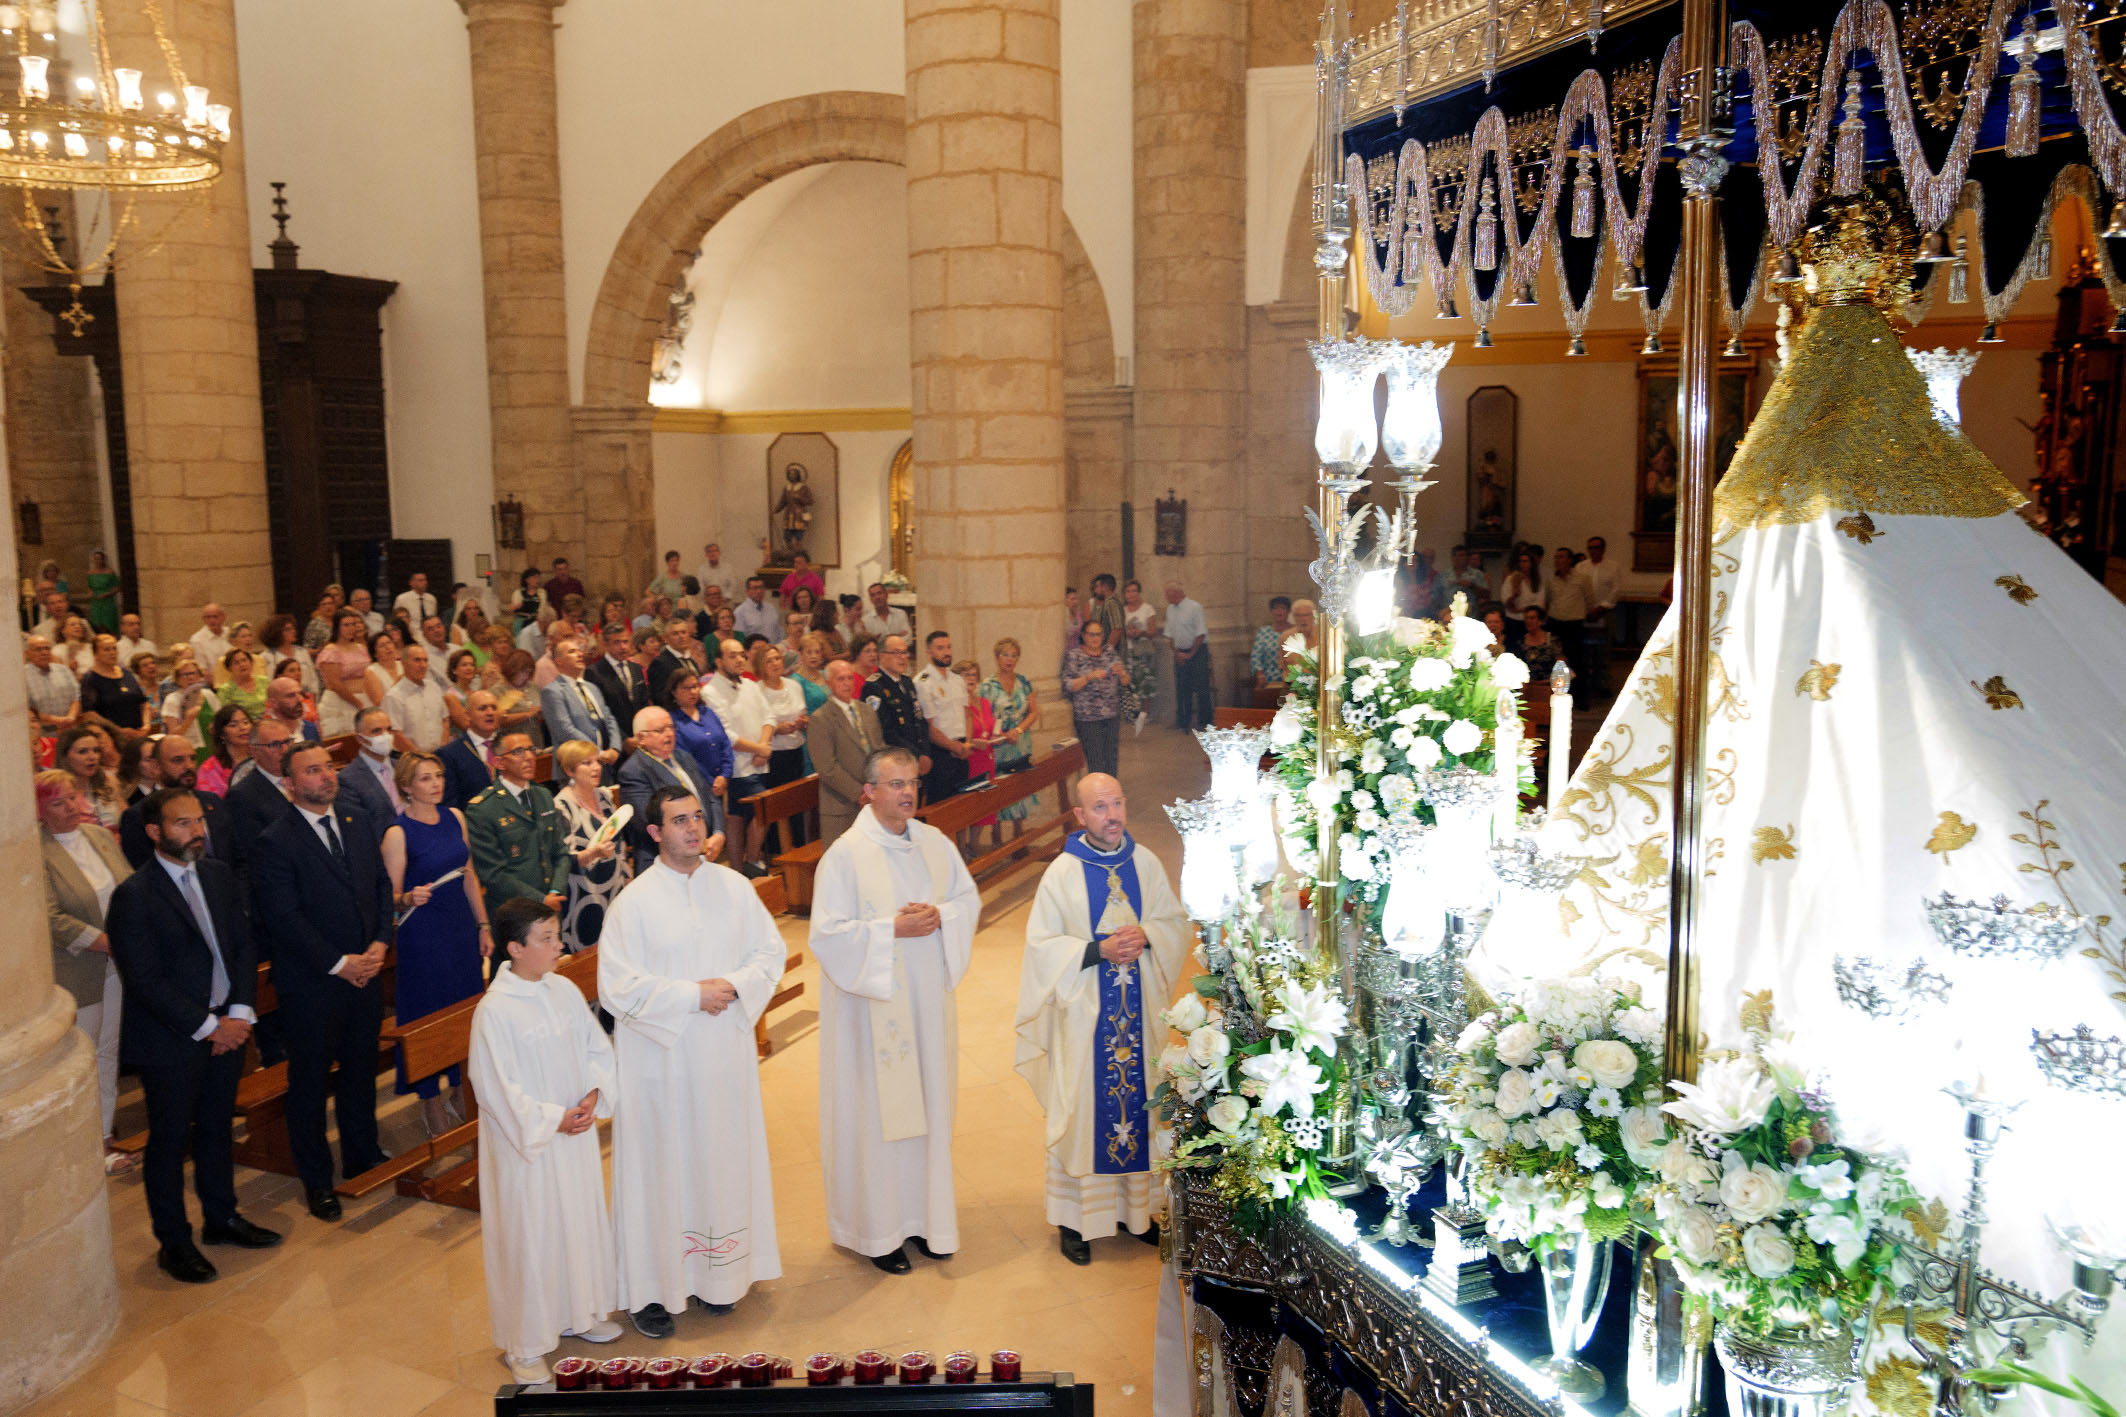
[{"left": 28, "top": 541, "right": 1194, "bottom": 1388}]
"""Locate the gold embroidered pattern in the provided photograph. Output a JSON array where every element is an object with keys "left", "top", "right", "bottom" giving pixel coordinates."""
[
  {"left": 1925, "top": 811, "right": 1976, "bottom": 860},
  {"left": 2010, "top": 802, "right": 2125, "bottom": 1004},
  {"left": 1866, "top": 1356, "right": 1935, "bottom": 1417},
  {"left": 1795, "top": 660, "right": 1841, "bottom": 700},
  {"left": 1994, "top": 573, "right": 2039, "bottom": 604},
  {"left": 1751, "top": 824, "right": 1798, "bottom": 864},
  {"left": 1971, "top": 675, "right": 2023, "bottom": 710},
  {"left": 1835, "top": 512, "right": 1882, "bottom": 544},
  {"left": 1739, "top": 989, "right": 1776, "bottom": 1034}
]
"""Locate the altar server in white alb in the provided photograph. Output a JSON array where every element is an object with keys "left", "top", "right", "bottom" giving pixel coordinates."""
[
  {"left": 466, "top": 898, "right": 622, "bottom": 1383},
  {"left": 599, "top": 785, "right": 785, "bottom": 1337},
  {"left": 809, "top": 745, "right": 980, "bottom": 1273},
  {"left": 1015, "top": 772, "right": 1189, "bottom": 1264}
]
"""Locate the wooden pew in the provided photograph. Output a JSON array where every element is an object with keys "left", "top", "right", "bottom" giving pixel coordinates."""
[
  {"left": 345, "top": 874, "right": 802, "bottom": 1208},
  {"left": 1212, "top": 707, "right": 1276, "bottom": 729},
  {"left": 745, "top": 774, "right": 818, "bottom": 864}
]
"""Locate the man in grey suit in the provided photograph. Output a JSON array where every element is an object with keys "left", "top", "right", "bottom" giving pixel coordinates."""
[
  {"left": 538, "top": 635, "right": 621, "bottom": 781},
  {"left": 805, "top": 658, "right": 885, "bottom": 848},
  {"left": 336, "top": 706, "right": 401, "bottom": 839},
  {"left": 615, "top": 706, "right": 724, "bottom": 872}
]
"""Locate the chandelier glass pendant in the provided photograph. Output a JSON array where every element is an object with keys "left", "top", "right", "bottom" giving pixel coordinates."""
[{"left": 0, "top": 0, "right": 228, "bottom": 194}]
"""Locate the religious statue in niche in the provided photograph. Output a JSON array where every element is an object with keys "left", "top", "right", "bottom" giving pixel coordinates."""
[
  {"left": 762, "top": 431, "right": 840, "bottom": 569},
  {"left": 1464, "top": 385, "right": 1517, "bottom": 552},
  {"left": 1154, "top": 489, "right": 1187, "bottom": 557}
]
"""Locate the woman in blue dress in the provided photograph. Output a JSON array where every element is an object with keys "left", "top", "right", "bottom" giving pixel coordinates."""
[
  {"left": 381, "top": 750, "right": 492, "bottom": 1137},
  {"left": 661, "top": 666, "right": 733, "bottom": 803}
]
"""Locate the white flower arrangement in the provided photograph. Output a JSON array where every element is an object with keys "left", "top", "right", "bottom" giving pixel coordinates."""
[
  {"left": 1651, "top": 1003, "right": 1920, "bottom": 1334},
  {"left": 1443, "top": 976, "right": 1664, "bottom": 1258},
  {"left": 1273, "top": 598, "right": 1528, "bottom": 904},
  {"left": 1152, "top": 884, "right": 1350, "bottom": 1232}
]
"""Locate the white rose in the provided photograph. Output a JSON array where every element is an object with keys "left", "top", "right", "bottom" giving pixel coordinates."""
[
  {"left": 1205, "top": 1096, "right": 1250, "bottom": 1135},
  {"left": 1406, "top": 736, "right": 1443, "bottom": 771},
  {"left": 1613, "top": 1005, "right": 1663, "bottom": 1048},
  {"left": 1572, "top": 1039, "right": 1641, "bottom": 1091},
  {"left": 1157, "top": 1041, "right": 1191, "bottom": 1082},
  {"left": 1306, "top": 777, "right": 1342, "bottom": 812},
  {"left": 1494, "top": 1068, "right": 1538, "bottom": 1118},
  {"left": 1493, "top": 1021, "right": 1542, "bottom": 1067},
  {"left": 1590, "top": 1171, "right": 1627, "bottom": 1209},
  {"left": 1620, "top": 1104, "right": 1670, "bottom": 1168},
  {"left": 1719, "top": 1154, "right": 1790, "bottom": 1224},
  {"left": 1511, "top": 1120, "right": 1544, "bottom": 1149},
  {"left": 1166, "top": 993, "right": 1208, "bottom": 1035},
  {"left": 1359, "top": 741, "right": 1387, "bottom": 775},
  {"left": 1468, "top": 1109, "right": 1509, "bottom": 1146},
  {"left": 1668, "top": 1204, "right": 1723, "bottom": 1266},
  {"left": 1457, "top": 1020, "right": 1493, "bottom": 1055},
  {"left": 1409, "top": 657, "right": 1453, "bottom": 692},
  {"left": 1442, "top": 718, "right": 1484, "bottom": 758},
  {"left": 1661, "top": 1138, "right": 1717, "bottom": 1193},
  {"left": 1269, "top": 704, "right": 1305, "bottom": 747},
  {"left": 1489, "top": 653, "right": 1530, "bottom": 691},
  {"left": 1186, "top": 1025, "right": 1230, "bottom": 1069},
  {"left": 1741, "top": 1223, "right": 1797, "bottom": 1279}
]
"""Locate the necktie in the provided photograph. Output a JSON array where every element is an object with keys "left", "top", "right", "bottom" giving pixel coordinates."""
[
  {"left": 848, "top": 700, "right": 871, "bottom": 752},
  {"left": 178, "top": 868, "right": 231, "bottom": 1009},
  {"left": 316, "top": 812, "right": 347, "bottom": 868}
]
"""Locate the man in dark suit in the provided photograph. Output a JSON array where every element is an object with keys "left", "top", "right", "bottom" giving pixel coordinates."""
[
  {"left": 223, "top": 716, "right": 299, "bottom": 884},
  {"left": 107, "top": 788, "right": 281, "bottom": 1282},
  {"left": 437, "top": 690, "right": 502, "bottom": 811},
  {"left": 119, "top": 734, "right": 229, "bottom": 868},
  {"left": 615, "top": 706, "right": 722, "bottom": 872},
  {"left": 585, "top": 621, "right": 650, "bottom": 747},
  {"left": 250, "top": 740, "right": 395, "bottom": 1220}
]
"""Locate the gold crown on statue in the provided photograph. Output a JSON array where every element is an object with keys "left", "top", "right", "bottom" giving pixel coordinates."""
[{"left": 1800, "top": 190, "right": 1917, "bottom": 310}]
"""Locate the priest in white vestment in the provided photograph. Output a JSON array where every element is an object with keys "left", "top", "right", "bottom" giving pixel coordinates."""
[
  {"left": 467, "top": 898, "right": 622, "bottom": 1382},
  {"left": 1014, "top": 772, "right": 1189, "bottom": 1263},
  {"left": 599, "top": 783, "right": 785, "bottom": 1336},
  {"left": 809, "top": 745, "right": 980, "bottom": 1272}
]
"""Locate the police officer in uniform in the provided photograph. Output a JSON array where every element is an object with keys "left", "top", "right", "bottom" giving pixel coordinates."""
[{"left": 464, "top": 731, "right": 571, "bottom": 948}]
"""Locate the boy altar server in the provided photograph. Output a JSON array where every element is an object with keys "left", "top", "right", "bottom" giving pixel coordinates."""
[
  {"left": 809, "top": 746, "right": 980, "bottom": 1273},
  {"left": 467, "top": 898, "right": 622, "bottom": 1382},
  {"left": 600, "top": 785, "right": 785, "bottom": 1337},
  {"left": 1014, "top": 772, "right": 1190, "bottom": 1263}
]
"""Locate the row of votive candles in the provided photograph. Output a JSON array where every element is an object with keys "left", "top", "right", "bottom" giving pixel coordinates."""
[{"left": 549, "top": 1350, "right": 1024, "bottom": 1390}]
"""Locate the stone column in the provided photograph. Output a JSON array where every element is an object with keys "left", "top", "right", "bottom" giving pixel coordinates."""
[
  {"left": 3, "top": 262, "right": 103, "bottom": 592},
  {"left": 572, "top": 404, "right": 654, "bottom": 592},
  {"left": 108, "top": 0, "right": 273, "bottom": 638},
  {"left": 1133, "top": 0, "right": 1248, "bottom": 700},
  {"left": 0, "top": 391, "right": 118, "bottom": 1408},
  {"left": 905, "top": 0, "right": 1068, "bottom": 725},
  {"left": 463, "top": 1, "right": 591, "bottom": 586}
]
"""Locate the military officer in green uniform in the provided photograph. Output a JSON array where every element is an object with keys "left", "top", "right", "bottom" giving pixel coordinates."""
[{"left": 465, "top": 731, "right": 570, "bottom": 929}]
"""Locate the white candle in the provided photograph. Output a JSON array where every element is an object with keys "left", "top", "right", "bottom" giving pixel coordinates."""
[
  {"left": 1547, "top": 662, "right": 1573, "bottom": 814},
  {"left": 1493, "top": 688, "right": 1520, "bottom": 840}
]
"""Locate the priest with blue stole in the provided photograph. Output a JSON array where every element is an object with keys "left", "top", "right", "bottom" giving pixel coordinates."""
[{"left": 1014, "top": 772, "right": 1190, "bottom": 1265}]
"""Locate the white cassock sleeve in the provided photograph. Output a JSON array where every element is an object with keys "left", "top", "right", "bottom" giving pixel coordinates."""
[
  {"left": 1014, "top": 861, "right": 1099, "bottom": 1143},
  {"left": 468, "top": 1000, "right": 566, "bottom": 1161},
  {"left": 598, "top": 885, "right": 703, "bottom": 1049},
  {"left": 932, "top": 843, "right": 980, "bottom": 990},
  {"left": 574, "top": 984, "right": 619, "bottom": 1121},
  {"left": 809, "top": 846, "right": 899, "bottom": 1001},
  {"left": 724, "top": 884, "right": 788, "bottom": 1026}
]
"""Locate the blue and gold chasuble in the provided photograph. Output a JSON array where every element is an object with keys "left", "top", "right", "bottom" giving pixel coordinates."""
[{"left": 1065, "top": 831, "right": 1148, "bottom": 1174}]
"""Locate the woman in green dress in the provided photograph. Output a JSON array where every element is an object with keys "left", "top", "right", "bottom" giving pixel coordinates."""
[
  {"left": 85, "top": 550, "right": 120, "bottom": 635},
  {"left": 979, "top": 636, "right": 1040, "bottom": 844}
]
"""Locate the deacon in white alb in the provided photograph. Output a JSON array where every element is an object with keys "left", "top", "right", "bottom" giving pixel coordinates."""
[
  {"left": 599, "top": 784, "right": 785, "bottom": 1337},
  {"left": 466, "top": 898, "right": 623, "bottom": 1383},
  {"left": 1014, "top": 772, "right": 1189, "bottom": 1264},
  {"left": 809, "top": 745, "right": 980, "bottom": 1273}
]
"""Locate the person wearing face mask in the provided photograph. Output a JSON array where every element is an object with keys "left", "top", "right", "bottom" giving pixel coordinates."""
[{"left": 336, "top": 706, "right": 403, "bottom": 840}]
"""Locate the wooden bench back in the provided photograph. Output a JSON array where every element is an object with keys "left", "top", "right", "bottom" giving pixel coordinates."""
[
  {"left": 324, "top": 733, "right": 360, "bottom": 766},
  {"left": 745, "top": 774, "right": 818, "bottom": 829},
  {"left": 1212, "top": 707, "right": 1276, "bottom": 729},
  {"left": 918, "top": 740, "right": 1084, "bottom": 837}
]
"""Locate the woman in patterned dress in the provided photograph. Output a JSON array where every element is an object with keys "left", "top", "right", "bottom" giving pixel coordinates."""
[
  {"left": 980, "top": 636, "right": 1039, "bottom": 845},
  {"left": 551, "top": 738, "right": 630, "bottom": 953}
]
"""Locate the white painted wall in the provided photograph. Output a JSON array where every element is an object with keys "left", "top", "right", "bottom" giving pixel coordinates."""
[
  {"left": 234, "top": 0, "right": 491, "bottom": 588},
  {"left": 1062, "top": 0, "right": 1134, "bottom": 367}
]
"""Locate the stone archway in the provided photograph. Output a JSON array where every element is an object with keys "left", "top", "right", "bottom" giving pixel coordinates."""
[{"left": 577, "top": 89, "right": 1119, "bottom": 580}]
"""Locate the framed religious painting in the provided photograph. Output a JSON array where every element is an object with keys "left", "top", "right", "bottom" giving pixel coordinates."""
[
  {"left": 1631, "top": 350, "right": 1762, "bottom": 572},
  {"left": 763, "top": 431, "right": 840, "bottom": 570},
  {"left": 1465, "top": 385, "right": 1517, "bottom": 552}
]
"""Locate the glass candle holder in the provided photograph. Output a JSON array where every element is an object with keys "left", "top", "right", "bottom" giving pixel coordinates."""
[
  {"left": 644, "top": 1358, "right": 687, "bottom": 1391},
  {"left": 737, "top": 1352, "right": 774, "bottom": 1387},
  {"left": 688, "top": 1355, "right": 733, "bottom": 1388},
  {"left": 853, "top": 1350, "right": 891, "bottom": 1384},
  {"left": 991, "top": 1350, "right": 1023, "bottom": 1382},
  {"left": 551, "top": 1357, "right": 596, "bottom": 1391},
  {"left": 898, "top": 1352, "right": 935, "bottom": 1384},
  {"left": 806, "top": 1353, "right": 845, "bottom": 1386},
  {"left": 943, "top": 1352, "right": 979, "bottom": 1384},
  {"left": 597, "top": 1357, "right": 644, "bottom": 1390}
]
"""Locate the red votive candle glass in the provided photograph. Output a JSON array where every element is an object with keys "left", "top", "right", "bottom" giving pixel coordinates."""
[
  {"left": 773, "top": 1356, "right": 797, "bottom": 1380},
  {"left": 853, "top": 1350, "right": 891, "bottom": 1384},
  {"left": 551, "top": 1357, "right": 596, "bottom": 1391},
  {"left": 689, "top": 1355, "right": 733, "bottom": 1388},
  {"left": 898, "top": 1352, "right": 935, "bottom": 1384},
  {"left": 737, "top": 1352, "right": 775, "bottom": 1387},
  {"left": 598, "top": 1357, "right": 645, "bottom": 1390},
  {"left": 943, "top": 1352, "right": 979, "bottom": 1384},
  {"left": 806, "top": 1353, "right": 845, "bottom": 1385},
  {"left": 644, "top": 1358, "right": 687, "bottom": 1390},
  {"left": 991, "top": 1350, "right": 1023, "bottom": 1382}
]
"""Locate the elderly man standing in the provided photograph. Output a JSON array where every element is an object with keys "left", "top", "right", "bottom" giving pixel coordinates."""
[
  {"left": 809, "top": 747, "right": 980, "bottom": 1273},
  {"left": 859, "top": 582, "right": 911, "bottom": 640},
  {"left": 806, "top": 660, "right": 882, "bottom": 848},
  {"left": 539, "top": 637, "right": 622, "bottom": 772},
  {"left": 616, "top": 706, "right": 722, "bottom": 872},
  {"left": 386, "top": 643, "right": 450, "bottom": 752},
  {"left": 601, "top": 785, "right": 785, "bottom": 1335},
  {"left": 189, "top": 604, "right": 232, "bottom": 673},
  {"left": 25, "top": 635, "right": 80, "bottom": 732},
  {"left": 1015, "top": 772, "right": 1189, "bottom": 1263},
  {"left": 1163, "top": 582, "right": 1211, "bottom": 732}
]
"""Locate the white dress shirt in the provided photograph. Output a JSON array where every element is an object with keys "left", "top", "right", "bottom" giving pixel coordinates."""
[
  {"left": 696, "top": 559, "right": 745, "bottom": 605},
  {"left": 189, "top": 626, "right": 232, "bottom": 670},
  {"left": 702, "top": 673, "right": 772, "bottom": 778},
  {"left": 1548, "top": 565, "right": 1591, "bottom": 621},
  {"left": 732, "top": 597, "right": 781, "bottom": 642},
  {"left": 116, "top": 634, "right": 159, "bottom": 665},
  {"left": 912, "top": 663, "right": 969, "bottom": 740},
  {"left": 860, "top": 606, "right": 912, "bottom": 640},
  {"left": 1163, "top": 596, "right": 1208, "bottom": 650},
  {"left": 392, "top": 589, "right": 439, "bottom": 625},
  {"left": 154, "top": 854, "right": 257, "bottom": 1036},
  {"left": 1583, "top": 556, "right": 1623, "bottom": 612},
  {"left": 385, "top": 672, "right": 450, "bottom": 751}
]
